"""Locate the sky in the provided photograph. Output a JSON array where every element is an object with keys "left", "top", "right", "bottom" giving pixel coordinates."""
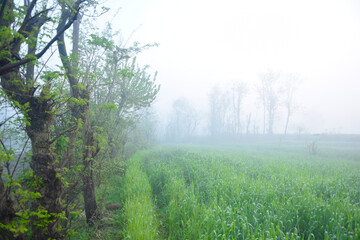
[{"left": 97, "top": 0, "right": 360, "bottom": 134}]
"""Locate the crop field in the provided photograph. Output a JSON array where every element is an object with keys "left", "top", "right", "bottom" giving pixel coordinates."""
[{"left": 75, "top": 137, "right": 360, "bottom": 239}]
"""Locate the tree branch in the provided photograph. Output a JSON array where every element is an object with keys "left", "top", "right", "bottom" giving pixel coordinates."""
[
  {"left": 0, "top": 4, "right": 82, "bottom": 76},
  {"left": 49, "top": 125, "right": 77, "bottom": 145},
  {"left": 0, "top": 139, "right": 7, "bottom": 151},
  {"left": 0, "top": 139, "right": 11, "bottom": 176},
  {"left": 0, "top": 112, "right": 17, "bottom": 128},
  {"left": 11, "top": 137, "right": 29, "bottom": 179},
  {"left": 0, "top": 0, "right": 9, "bottom": 20},
  {"left": 57, "top": 7, "right": 79, "bottom": 96},
  {"left": 18, "top": 0, "right": 38, "bottom": 34}
]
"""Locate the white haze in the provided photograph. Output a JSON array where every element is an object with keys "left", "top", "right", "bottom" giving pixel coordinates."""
[{"left": 99, "top": 0, "right": 360, "bottom": 134}]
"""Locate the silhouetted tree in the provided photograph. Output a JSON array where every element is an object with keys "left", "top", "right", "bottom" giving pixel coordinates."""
[
  {"left": 209, "top": 86, "right": 229, "bottom": 136},
  {"left": 283, "top": 73, "right": 300, "bottom": 135},
  {"left": 229, "top": 82, "right": 247, "bottom": 135},
  {"left": 257, "top": 71, "right": 281, "bottom": 135},
  {"left": 166, "top": 97, "right": 199, "bottom": 141}
]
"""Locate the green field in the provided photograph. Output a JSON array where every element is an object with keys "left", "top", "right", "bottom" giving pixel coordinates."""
[{"left": 74, "top": 137, "right": 360, "bottom": 239}]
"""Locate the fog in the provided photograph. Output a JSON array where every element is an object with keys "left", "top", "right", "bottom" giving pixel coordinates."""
[{"left": 100, "top": 0, "right": 360, "bottom": 135}]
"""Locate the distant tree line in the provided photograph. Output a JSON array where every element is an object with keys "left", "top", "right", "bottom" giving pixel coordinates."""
[{"left": 166, "top": 71, "right": 300, "bottom": 141}]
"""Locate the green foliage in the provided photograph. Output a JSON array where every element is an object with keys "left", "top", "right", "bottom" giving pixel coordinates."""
[
  {"left": 1, "top": 2, "right": 160, "bottom": 238},
  {"left": 0, "top": 216, "right": 30, "bottom": 237},
  {"left": 55, "top": 135, "right": 69, "bottom": 160},
  {"left": 99, "top": 103, "right": 118, "bottom": 111},
  {"left": 74, "top": 21, "right": 160, "bottom": 186},
  {"left": 0, "top": 169, "right": 66, "bottom": 237},
  {"left": 87, "top": 33, "right": 114, "bottom": 50}
]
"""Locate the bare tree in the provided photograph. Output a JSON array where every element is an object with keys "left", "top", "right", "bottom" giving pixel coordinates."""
[
  {"left": 246, "top": 113, "right": 252, "bottom": 135},
  {"left": 209, "top": 86, "right": 229, "bottom": 137},
  {"left": 283, "top": 73, "right": 301, "bottom": 135},
  {"left": 229, "top": 81, "right": 247, "bottom": 136},
  {"left": 257, "top": 71, "right": 281, "bottom": 135},
  {"left": 166, "top": 97, "right": 199, "bottom": 141}
]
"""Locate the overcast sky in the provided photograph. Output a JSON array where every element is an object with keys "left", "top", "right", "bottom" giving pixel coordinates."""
[{"left": 97, "top": 0, "right": 360, "bottom": 134}]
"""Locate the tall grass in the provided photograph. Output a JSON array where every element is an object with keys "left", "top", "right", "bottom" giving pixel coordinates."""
[
  {"left": 140, "top": 147, "right": 360, "bottom": 239},
  {"left": 123, "top": 153, "right": 158, "bottom": 239},
  {"left": 70, "top": 143, "right": 360, "bottom": 239}
]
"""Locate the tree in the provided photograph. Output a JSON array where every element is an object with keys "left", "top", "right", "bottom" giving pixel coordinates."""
[
  {"left": 229, "top": 81, "right": 247, "bottom": 136},
  {"left": 1, "top": 1, "right": 159, "bottom": 237},
  {"left": 91, "top": 46, "right": 160, "bottom": 160},
  {"left": 246, "top": 113, "right": 252, "bottom": 135},
  {"left": 0, "top": 1, "right": 84, "bottom": 238},
  {"left": 283, "top": 73, "right": 300, "bottom": 135},
  {"left": 208, "top": 86, "right": 229, "bottom": 137},
  {"left": 166, "top": 97, "right": 199, "bottom": 141},
  {"left": 257, "top": 71, "right": 281, "bottom": 135},
  {"left": 125, "top": 108, "right": 158, "bottom": 157},
  {"left": 57, "top": 4, "right": 98, "bottom": 224}
]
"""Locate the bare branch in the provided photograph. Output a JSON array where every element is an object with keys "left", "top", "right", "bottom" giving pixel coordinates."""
[
  {"left": 18, "top": 0, "right": 38, "bottom": 34},
  {"left": 34, "top": 48, "right": 57, "bottom": 82},
  {"left": 0, "top": 112, "right": 17, "bottom": 128},
  {"left": 0, "top": 139, "right": 7, "bottom": 151},
  {"left": 0, "top": 139, "right": 11, "bottom": 176},
  {"left": 11, "top": 137, "right": 29, "bottom": 179}
]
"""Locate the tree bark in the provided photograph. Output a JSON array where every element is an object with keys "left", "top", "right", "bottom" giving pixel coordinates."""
[
  {"left": 57, "top": 7, "right": 97, "bottom": 224},
  {"left": 26, "top": 96, "right": 63, "bottom": 240},
  {"left": 1, "top": 70, "right": 64, "bottom": 239},
  {"left": 82, "top": 111, "right": 97, "bottom": 224}
]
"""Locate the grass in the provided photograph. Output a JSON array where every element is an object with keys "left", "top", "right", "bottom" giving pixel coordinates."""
[
  {"left": 71, "top": 138, "right": 360, "bottom": 239},
  {"left": 69, "top": 170, "right": 126, "bottom": 239},
  {"left": 123, "top": 154, "right": 158, "bottom": 239},
  {"left": 70, "top": 153, "right": 158, "bottom": 239},
  {"left": 141, "top": 144, "right": 360, "bottom": 239}
]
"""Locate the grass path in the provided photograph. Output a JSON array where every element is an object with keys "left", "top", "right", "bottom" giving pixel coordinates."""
[{"left": 122, "top": 153, "right": 159, "bottom": 239}]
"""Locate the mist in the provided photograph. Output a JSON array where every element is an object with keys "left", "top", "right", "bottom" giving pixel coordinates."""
[{"left": 100, "top": 0, "right": 360, "bottom": 136}]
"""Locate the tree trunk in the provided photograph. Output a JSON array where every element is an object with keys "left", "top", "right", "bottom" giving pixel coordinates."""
[
  {"left": 26, "top": 99, "right": 63, "bottom": 240},
  {"left": 268, "top": 110, "right": 274, "bottom": 135},
  {"left": 246, "top": 113, "right": 251, "bottom": 135},
  {"left": 57, "top": 8, "right": 97, "bottom": 224},
  {"left": 263, "top": 104, "right": 266, "bottom": 135},
  {"left": 284, "top": 111, "right": 290, "bottom": 135},
  {"left": 82, "top": 119, "right": 97, "bottom": 224},
  {"left": 1, "top": 71, "right": 64, "bottom": 239}
]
